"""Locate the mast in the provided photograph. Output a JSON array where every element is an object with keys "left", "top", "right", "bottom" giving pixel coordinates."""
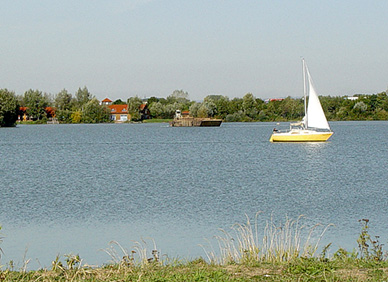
[{"left": 302, "top": 58, "right": 307, "bottom": 127}]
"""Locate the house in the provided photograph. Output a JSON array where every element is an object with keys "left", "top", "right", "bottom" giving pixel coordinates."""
[
  {"left": 265, "top": 98, "right": 284, "bottom": 103},
  {"left": 181, "top": 110, "right": 190, "bottom": 117},
  {"left": 18, "top": 107, "right": 57, "bottom": 122},
  {"left": 18, "top": 107, "right": 28, "bottom": 121},
  {"left": 101, "top": 98, "right": 113, "bottom": 105},
  {"left": 102, "top": 98, "right": 152, "bottom": 122},
  {"left": 108, "top": 104, "right": 130, "bottom": 122},
  {"left": 139, "top": 103, "right": 151, "bottom": 120},
  {"left": 45, "top": 107, "right": 58, "bottom": 123}
]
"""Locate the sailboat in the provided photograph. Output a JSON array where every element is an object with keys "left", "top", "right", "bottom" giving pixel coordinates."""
[{"left": 269, "top": 59, "right": 333, "bottom": 142}]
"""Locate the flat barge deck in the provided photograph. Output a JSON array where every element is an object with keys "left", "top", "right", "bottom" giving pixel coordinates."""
[{"left": 169, "top": 117, "right": 222, "bottom": 127}]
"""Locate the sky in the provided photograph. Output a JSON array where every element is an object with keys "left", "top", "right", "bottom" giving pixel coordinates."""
[{"left": 1, "top": 0, "right": 387, "bottom": 101}]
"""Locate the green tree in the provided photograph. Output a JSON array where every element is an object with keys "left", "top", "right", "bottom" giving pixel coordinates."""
[
  {"left": 55, "top": 89, "right": 73, "bottom": 111},
  {"left": 54, "top": 89, "right": 74, "bottom": 123},
  {"left": 112, "top": 99, "right": 126, "bottom": 105},
  {"left": 82, "top": 98, "right": 110, "bottom": 123},
  {"left": 75, "top": 86, "right": 93, "bottom": 109},
  {"left": 71, "top": 110, "right": 82, "bottom": 123},
  {"left": 280, "top": 96, "right": 303, "bottom": 120},
  {"left": 201, "top": 100, "right": 217, "bottom": 117},
  {"left": 242, "top": 93, "right": 258, "bottom": 119},
  {"left": 225, "top": 111, "right": 245, "bottom": 122},
  {"left": 147, "top": 96, "right": 159, "bottom": 105},
  {"left": 0, "top": 89, "right": 19, "bottom": 127},
  {"left": 127, "top": 96, "right": 143, "bottom": 121},
  {"left": 189, "top": 102, "right": 201, "bottom": 117},
  {"left": 57, "top": 109, "right": 73, "bottom": 123},
  {"left": 23, "top": 89, "right": 49, "bottom": 120},
  {"left": 353, "top": 101, "right": 368, "bottom": 119},
  {"left": 164, "top": 103, "right": 180, "bottom": 119},
  {"left": 168, "top": 89, "right": 189, "bottom": 104},
  {"left": 149, "top": 102, "right": 164, "bottom": 118},
  {"left": 229, "top": 98, "right": 243, "bottom": 114},
  {"left": 204, "top": 95, "right": 230, "bottom": 119}
]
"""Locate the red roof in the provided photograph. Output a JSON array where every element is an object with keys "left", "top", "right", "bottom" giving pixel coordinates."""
[
  {"left": 269, "top": 98, "right": 284, "bottom": 102},
  {"left": 108, "top": 104, "right": 128, "bottom": 114},
  {"left": 45, "top": 107, "right": 56, "bottom": 115},
  {"left": 102, "top": 98, "right": 112, "bottom": 103},
  {"left": 139, "top": 103, "right": 147, "bottom": 110}
]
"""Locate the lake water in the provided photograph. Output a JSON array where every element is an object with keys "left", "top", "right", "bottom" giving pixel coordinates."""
[{"left": 0, "top": 121, "right": 387, "bottom": 269}]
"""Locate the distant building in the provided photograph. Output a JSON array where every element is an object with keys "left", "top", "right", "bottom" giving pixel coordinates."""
[
  {"left": 345, "top": 96, "right": 359, "bottom": 101},
  {"left": 265, "top": 98, "right": 284, "bottom": 103},
  {"left": 101, "top": 98, "right": 113, "bottom": 105},
  {"left": 139, "top": 103, "right": 151, "bottom": 120},
  {"left": 108, "top": 104, "right": 130, "bottom": 122},
  {"left": 18, "top": 107, "right": 57, "bottom": 122},
  {"left": 18, "top": 107, "right": 28, "bottom": 121},
  {"left": 103, "top": 98, "right": 152, "bottom": 122}
]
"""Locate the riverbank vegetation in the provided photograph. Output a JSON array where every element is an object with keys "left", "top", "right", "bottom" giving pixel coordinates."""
[
  {"left": 1, "top": 218, "right": 388, "bottom": 281},
  {"left": 1, "top": 87, "right": 388, "bottom": 127}
]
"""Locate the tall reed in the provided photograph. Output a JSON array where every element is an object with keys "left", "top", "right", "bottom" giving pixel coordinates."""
[
  {"left": 102, "top": 238, "right": 161, "bottom": 268},
  {"left": 203, "top": 213, "right": 332, "bottom": 265}
]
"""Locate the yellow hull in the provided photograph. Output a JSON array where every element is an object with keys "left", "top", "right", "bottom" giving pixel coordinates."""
[{"left": 270, "top": 131, "right": 333, "bottom": 142}]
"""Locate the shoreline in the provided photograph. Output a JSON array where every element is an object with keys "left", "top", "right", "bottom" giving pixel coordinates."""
[{"left": 1, "top": 218, "right": 388, "bottom": 281}]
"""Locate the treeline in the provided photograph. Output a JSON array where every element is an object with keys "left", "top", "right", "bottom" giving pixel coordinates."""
[
  {"left": 148, "top": 90, "right": 388, "bottom": 122},
  {"left": 0, "top": 87, "right": 111, "bottom": 126},
  {"left": 1, "top": 87, "right": 388, "bottom": 127}
]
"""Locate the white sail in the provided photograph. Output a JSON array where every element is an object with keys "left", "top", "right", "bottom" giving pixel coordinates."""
[{"left": 305, "top": 66, "right": 331, "bottom": 130}]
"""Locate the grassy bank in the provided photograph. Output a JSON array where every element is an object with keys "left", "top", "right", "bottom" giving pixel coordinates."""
[
  {"left": 2, "top": 257, "right": 388, "bottom": 281},
  {"left": 1, "top": 218, "right": 388, "bottom": 281}
]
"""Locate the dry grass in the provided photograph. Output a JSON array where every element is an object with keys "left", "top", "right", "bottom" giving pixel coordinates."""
[
  {"left": 3, "top": 216, "right": 388, "bottom": 281},
  {"left": 202, "top": 213, "right": 333, "bottom": 265}
]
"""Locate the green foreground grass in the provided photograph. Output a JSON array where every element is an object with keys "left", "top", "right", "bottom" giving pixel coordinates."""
[
  {"left": 2, "top": 257, "right": 388, "bottom": 281},
  {"left": 1, "top": 218, "right": 388, "bottom": 281}
]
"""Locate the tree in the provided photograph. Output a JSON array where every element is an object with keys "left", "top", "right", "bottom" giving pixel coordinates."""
[
  {"left": 147, "top": 96, "right": 159, "bottom": 105},
  {"left": 164, "top": 103, "right": 179, "bottom": 119},
  {"left": 23, "top": 89, "right": 49, "bottom": 120},
  {"left": 169, "top": 89, "right": 189, "bottom": 103},
  {"left": 242, "top": 93, "right": 258, "bottom": 119},
  {"left": 189, "top": 102, "right": 201, "bottom": 117},
  {"left": 0, "top": 89, "right": 19, "bottom": 127},
  {"left": 57, "top": 109, "right": 73, "bottom": 123},
  {"left": 229, "top": 98, "right": 243, "bottom": 114},
  {"left": 127, "top": 96, "right": 143, "bottom": 121},
  {"left": 75, "top": 86, "right": 93, "bottom": 109},
  {"left": 280, "top": 96, "right": 303, "bottom": 120},
  {"left": 55, "top": 89, "right": 73, "bottom": 111},
  {"left": 71, "top": 110, "right": 82, "bottom": 123},
  {"left": 353, "top": 101, "right": 368, "bottom": 117},
  {"left": 149, "top": 102, "right": 164, "bottom": 118},
  {"left": 204, "top": 95, "right": 230, "bottom": 119},
  {"left": 112, "top": 99, "right": 126, "bottom": 105},
  {"left": 196, "top": 100, "right": 217, "bottom": 118},
  {"left": 225, "top": 111, "right": 245, "bottom": 122},
  {"left": 54, "top": 89, "right": 74, "bottom": 123},
  {"left": 82, "top": 98, "right": 110, "bottom": 123}
]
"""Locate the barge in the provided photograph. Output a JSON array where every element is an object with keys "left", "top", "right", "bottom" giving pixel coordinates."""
[{"left": 169, "top": 110, "right": 222, "bottom": 127}]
